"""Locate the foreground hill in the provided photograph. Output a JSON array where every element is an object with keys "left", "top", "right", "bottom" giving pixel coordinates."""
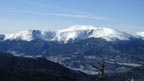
[{"left": 0, "top": 53, "right": 92, "bottom": 81}]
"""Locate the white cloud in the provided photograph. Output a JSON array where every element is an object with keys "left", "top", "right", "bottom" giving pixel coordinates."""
[
  {"left": 9, "top": 8, "right": 111, "bottom": 21},
  {"left": 45, "top": 13, "right": 112, "bottom": 21}
]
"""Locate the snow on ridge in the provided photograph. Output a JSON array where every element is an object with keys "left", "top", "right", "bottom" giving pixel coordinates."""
[
  {"left": 2, "top": 25, "right": 137, "bottom": 42},
  {"left": 136, "top": 31, "right": 144, "bottom": 37},
  {"left": 4, "top": 29, "right": 56, "bottom": 41},
  {"left": 60, "top": 25, "right": 97, "bottom": 32},
  {"left": 4, "top": 30, "right": 34, "bottom": 41}
]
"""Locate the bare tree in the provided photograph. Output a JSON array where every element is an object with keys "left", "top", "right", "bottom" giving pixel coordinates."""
[
  {"left": 127, "top": 77, "right": 134, "bottom": 81},
  {"left": 90, "top": 59, "right": 106, "bottom": 81}
]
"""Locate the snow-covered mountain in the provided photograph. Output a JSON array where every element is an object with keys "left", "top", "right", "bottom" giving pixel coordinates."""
[
  {"left": 0, "top": 25, "right": 144, "bottom": 75},
  {"left": 3, "top": 25, "right": 136, "bottom": 43}
]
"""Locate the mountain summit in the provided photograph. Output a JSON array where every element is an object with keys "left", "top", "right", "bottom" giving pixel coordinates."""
[{"left": 55, "top": 25, "right": 133, "bottom": 42}]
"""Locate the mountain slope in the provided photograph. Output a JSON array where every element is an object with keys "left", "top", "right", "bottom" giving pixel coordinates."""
[
  {"left": 104, "top": 65, "right": 144, "bottom": 81},
  {"left": 0, "top": 38, "right": 144, "bottom": 74}
]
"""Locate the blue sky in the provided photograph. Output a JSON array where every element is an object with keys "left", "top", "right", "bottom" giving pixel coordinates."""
[{"left": 0, "top": 0, "right": 144, "bottom": 33}]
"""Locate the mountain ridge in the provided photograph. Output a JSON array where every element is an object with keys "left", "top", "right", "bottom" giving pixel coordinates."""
[{"left": 1, "top": 25, "right": 142, "bottom": 43}]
